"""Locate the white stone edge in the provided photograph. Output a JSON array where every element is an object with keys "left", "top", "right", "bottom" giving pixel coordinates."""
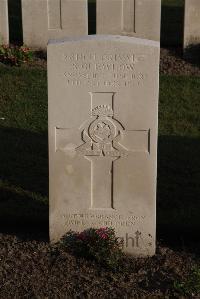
[{"left": 48, "top": 35, "right": 160, "bottom": 48}]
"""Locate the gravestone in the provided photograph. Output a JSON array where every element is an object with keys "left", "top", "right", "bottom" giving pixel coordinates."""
[
  {"left": 22, "top": 0, "right": 88, "bottom": 49},
  {"left": 96, "top": 0, "right": 161, "bottom": 42},
  {"left": 184, "top": 0, "right": 200, "bottom": 48},
  {"left": 48, "top": 35, "right": 160, "bottom": 256},
  {"left": 0, "top": 0, "right": 9, "bottom": 44}
]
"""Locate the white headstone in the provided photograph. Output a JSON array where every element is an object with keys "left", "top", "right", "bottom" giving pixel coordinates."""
[
  {"left": 184, "top": 0, "right": 200, "bottom": 48},
  {"left": 22, "top": 0, "right": 88, "bottom": 49},
  {"left": 96, "top": 0, "right": 161, "bottom": 41},
  {"left": 48, "top": 35, "right": 160, "bottom": 256},
  {"left": 0, "top": 0, "right": 9, "bottom": 44}
]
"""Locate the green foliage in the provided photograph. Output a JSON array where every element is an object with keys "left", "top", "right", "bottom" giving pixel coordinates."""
[
  {"left": 159, "top": 75, "right": 200, "bottom": 137},
  {"left": 0, "top": 45, "right": 33, "bottom": 66},
  {"left": 174, "top": 267, "right": 200, "bottom": 296},
  {"left": 158, "top": 76, "right": 200, "bottom": 234},
  {"left": 60, "top": 227, "right": 123, "bottom": 270},
  {"left": 0, "top": 67, "right": 48, "bottom": 225}
]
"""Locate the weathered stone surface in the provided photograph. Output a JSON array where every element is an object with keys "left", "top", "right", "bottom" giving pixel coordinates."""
[
  {"left": 0, "top": 0, "right": 9, "bottom": 44},
  {"left": 96, "top": 0, "right": 161, "bottom": 41},
  {"left": 22, "top": 0, "right": 88, "bottom": 49},
  {"left": 184, "top": 0, "right": 200, "bottom": 48},
  {"left": 48, "top": 35, "right": 160, "bottom": 256}
]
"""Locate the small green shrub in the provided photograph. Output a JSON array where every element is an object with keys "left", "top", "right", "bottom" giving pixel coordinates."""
[
  {"left": 61, "top": 227, "right": 123, "bottom": 270},
  {"left": 0, "top": 45, "right": 33, "bottom": 66},
  {"left": 174, "top": 266, "right": 200, "bottom": 297}
]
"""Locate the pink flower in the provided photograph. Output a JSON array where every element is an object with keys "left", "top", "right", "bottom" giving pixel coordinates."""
[
  {"left": 96, "top": 228, "right": 109, "bottom": 239},
  {"left": 21, "top": 47, "right": 30, "bottom": 53},
  {"left": 100, "top": 233, "right": 108, "bottom": 239},
  {"left": 96, "top": 227, "right": 107, "bottom": 233},
  {"left": 77, "top": 232, "right": 87, "bottom": 241}
]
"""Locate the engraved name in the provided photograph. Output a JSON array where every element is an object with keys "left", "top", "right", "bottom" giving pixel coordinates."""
[
  {"left": 64, "top": 53, "right": 145, "bottom": 63},
  {"left": 63, "top": 52, "right": 147, "bottom": 88}
]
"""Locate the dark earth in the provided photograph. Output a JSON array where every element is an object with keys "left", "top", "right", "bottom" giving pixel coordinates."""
[
  {"left": 0, "top": 48, "right": 200, "bottom": 298},
  {"left": 160, "top": 47, "right": 200, "bottom": 75},
  {"left": 0, "top": 231, "right": 199, "bottom": 299}
]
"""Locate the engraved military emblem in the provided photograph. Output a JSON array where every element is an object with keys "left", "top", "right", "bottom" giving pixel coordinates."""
[
  {"left": 76, "top": 104, "right": 127, "bottom": 158},
  {"left": 56, "top": 92, "right": 150, "bottom": 210}
]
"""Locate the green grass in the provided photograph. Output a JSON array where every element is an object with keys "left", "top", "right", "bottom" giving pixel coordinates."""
[
  {"left": 158, "top": 76, "right": 200, "bottom": 238},
  {"left": 0, "top": 66, "right": 48, "bottom": 226},
  {"left": 159, "top": 76, "right": 200, "bottom": 137},
  {"left": 0, "top": 66, "right": 200, "bottom": 240},
  {"left": 174, "top": 267, "right": 200, "bottom": 296}
]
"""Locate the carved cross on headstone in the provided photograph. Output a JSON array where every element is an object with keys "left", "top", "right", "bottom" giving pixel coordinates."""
[
  {"left": 48, "top": 0, "right": 62, "bottom": 30},
  {"left": 122, "top": 0, "right": 136, "bottom": 34},
  {"left": 56, "top": 92, "right": 150, "bottom": 210}
]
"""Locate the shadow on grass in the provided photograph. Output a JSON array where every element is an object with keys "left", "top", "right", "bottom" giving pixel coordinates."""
[
  {"left": 0, "top": 187, "right": 48, "bottom": 240},
  {"left": 164, "top": 45, "right": 200, "bottom": 70},
  {"left": 0, "top": 127, "right": 200, "bottom": 250},
  {"left": 161, "top": 4, "right": 184, "bottom": 47},
  {"left": 157, "top": 135, "right": 200, "bottom": 254},
  {"left": 0, "top": 127, "right": 48, "bottom": 196},
  {"left": 0, "top": 126, "right": 48, "bottom": 238},
  {"left": 183, "top": 44, "right": 200, "bottom": 67}
]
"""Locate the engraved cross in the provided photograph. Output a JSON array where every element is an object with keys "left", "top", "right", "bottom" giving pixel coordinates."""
[{"left": 56, "top": 92, "right": 150, "bottom": 210}]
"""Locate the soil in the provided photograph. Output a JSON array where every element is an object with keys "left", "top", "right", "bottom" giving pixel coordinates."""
[
  {"left": 160, "top": 47, "right": 200, "bottom": 76},
  {"left": 0, "top": 232, "right": 199, "bottom": 299}
]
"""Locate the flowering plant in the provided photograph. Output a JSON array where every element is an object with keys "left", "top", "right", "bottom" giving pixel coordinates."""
[
  {"left": 61, "top": 227, "right": 123, "bottom": 269},
  {"left": 0, "top": 44, "right": 33, "bottom": 66}
]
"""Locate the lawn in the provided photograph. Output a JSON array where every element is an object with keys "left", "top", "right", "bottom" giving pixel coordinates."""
[
  {"left": 0, "top": 66, "right": 48, "bottom": 229},
  {"left": 0, "top": 65, "right": 200, "bottom": 246},
  {"left": 158, "top": 76, "right": 200, "bottom": 246}
]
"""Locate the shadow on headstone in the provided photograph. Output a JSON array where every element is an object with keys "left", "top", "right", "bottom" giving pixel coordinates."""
[
  {"left": 161, "top": 2, "right": 184, "bottom": 47},
  {"left": 8, "top": 0, "right": 23, "bottom": 45}
]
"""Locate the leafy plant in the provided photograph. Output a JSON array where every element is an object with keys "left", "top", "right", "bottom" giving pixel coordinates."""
[
  {"left": 0, "top": 44, "right": 33, "bottom": 66},
  {"left": 61, "top": 227, "right": 123, "bottom": 270},
  {"left": 173, "top": 266, "right": 200, "bottom": 297}
]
